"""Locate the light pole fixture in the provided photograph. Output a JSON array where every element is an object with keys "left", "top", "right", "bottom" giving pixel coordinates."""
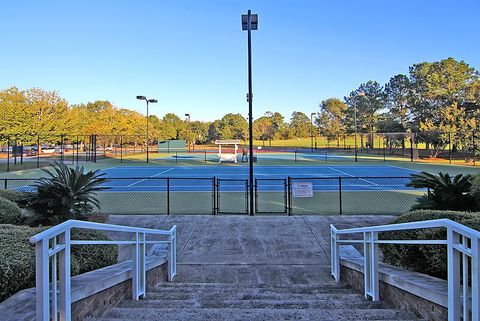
[
  {"left": 242, "top": 10, "right": 258, "bottom": 216},
  {"left": 185, "top": 113, "right": 191, "bottom": 151},
  {"left": 351, "top": 91, "right": 365, "bottom": 162},
  {"left": 310, "top": 112, "right": 315, "bottom": 152},
  {"left": 136, "top": 95, "right": 157, "bottom": 163}
]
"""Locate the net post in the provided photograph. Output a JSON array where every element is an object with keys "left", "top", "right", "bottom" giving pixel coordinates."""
[{"left": 410, "top": 133, "right": 414, "bottom": 162}]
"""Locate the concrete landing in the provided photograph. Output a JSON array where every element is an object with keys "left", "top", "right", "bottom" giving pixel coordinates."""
[{"left": 108, "top": 215, "right": 394, "bottom": 284}]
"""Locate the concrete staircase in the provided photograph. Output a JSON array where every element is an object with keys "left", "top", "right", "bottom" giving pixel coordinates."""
[{"left": 88, "top": 281, "right": 421, "bottom": 321}]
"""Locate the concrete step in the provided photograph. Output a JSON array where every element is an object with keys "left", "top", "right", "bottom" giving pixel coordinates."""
[
  {"left": 94, "top": 307, "right": 420, "bottom": 321},
  {"left": 118, "top": 297, "right": 388, "bottom": 309},
  {"left": 152, "top": 282, "right": 355, "bottom": 295},
  {"left": 145, "top": 291, "right": 363, "bottom": 301}
]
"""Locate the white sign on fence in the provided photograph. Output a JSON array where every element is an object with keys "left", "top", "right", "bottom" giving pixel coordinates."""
[{"left": 292, "top": 182, "right": 313, "bottom": 198}]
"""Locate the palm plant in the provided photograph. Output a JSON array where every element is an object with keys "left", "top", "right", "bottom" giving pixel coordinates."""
[
  {"left": 26, "top": 161, "right": 108, "bottom": 225},
  {"left": 407, "top": 171, "right": 477, "bottom": 211}
]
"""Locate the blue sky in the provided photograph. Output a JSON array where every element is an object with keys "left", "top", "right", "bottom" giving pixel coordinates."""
[{"left": 1, "top": 0, "right": 479, "bottom": 121}]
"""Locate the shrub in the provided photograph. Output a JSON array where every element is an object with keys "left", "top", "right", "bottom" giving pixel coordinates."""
[
  {"left": 0, "top": 196, "right": 22, "bottom": 225},
  {"left": 26, "top": 161, "right": 108, "bottom": 226},
  {"left": 470, "top": 173, "right": 480, "bottom": 208},
  {"left": 0, "top": 190, "right": 30, "bottom": 207},
  {"left": 407, "top": 172, "right": 477, "bottom": 211},
  {"left": 381, "top": 210, "right": 480, "bottom": 279},
  {"left": 0, "top": 224, "right": 118, "bottom": 302}
]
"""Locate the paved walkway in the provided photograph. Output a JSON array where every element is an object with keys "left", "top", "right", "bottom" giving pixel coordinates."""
[{"left": 108, "top": 215, "right": 395, "bottom": 284}]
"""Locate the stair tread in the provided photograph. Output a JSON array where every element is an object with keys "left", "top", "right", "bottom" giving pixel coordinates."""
[{"left": 101, "top": 307, "right": 419, "bottom": 320}]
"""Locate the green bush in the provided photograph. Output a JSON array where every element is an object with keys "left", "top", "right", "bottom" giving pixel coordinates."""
[
  {"left": 0, "top": 190, "right": 30, "bottom": 207},
  {"left": 407, "top": 172, "right": 477, "bottom": 211},
  {"left": 381, "top": 210, "right": 480, "bottom": 279},
  {"left": 0, "top": 224, "right": 118, "bottom": 302},
  {"left": 0, "top": 197, "right": 22, "bottom": 225},
  {"left": 471, "top": 174, "right": 480, "bottom": 208}
]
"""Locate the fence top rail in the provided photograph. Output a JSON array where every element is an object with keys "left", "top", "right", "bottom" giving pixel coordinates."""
[
  {"left": 30, "top": 219, "right": 175, "bottom": 244},
  {"left": 331, "top": 218, "right": 480, "bottom": 239}
]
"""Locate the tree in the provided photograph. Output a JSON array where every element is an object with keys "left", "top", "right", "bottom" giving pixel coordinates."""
[
  {"left": 253, "top": 116, "right": 273, "bottom": 141},
  {"left": 316, "top": 98, "right": 347, "bottom": 141},
  {"left": 218, "top": 113, "right": 248, "bottom": 140},
  {"left": 345, "top": 81, "right": 386, "bottom": 148},
  {"left": 384, "top": 74, "right": 412, "bottom": 131},
  {"left": 409, "top": 58, "right": 480, "bottom": 156},
  {"left": 289, "top": 111, "right": 310, "bottom": 138}
]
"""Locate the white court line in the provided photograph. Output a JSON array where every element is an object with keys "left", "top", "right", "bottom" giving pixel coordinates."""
[
  {"left": 327, "top": 167, "right": 379, "bottom": 186},
  {"left": 388, "top": 164, "right": 421, "bottom": 173},
  {"left": 126, "top": 168, "right": 175, "bottom": 187}
]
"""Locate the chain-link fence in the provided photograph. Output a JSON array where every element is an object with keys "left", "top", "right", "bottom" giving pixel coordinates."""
[{"left": 1, "top": 175, "right": 425, "bottom": 215}]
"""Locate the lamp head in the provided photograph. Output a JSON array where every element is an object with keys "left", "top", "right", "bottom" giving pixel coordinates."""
[
  {"left": 136, "top": 95, "right": 146, "bottom": 100},
  {"left": 148, "top": 99, "right": 158, "bottom": 103}
]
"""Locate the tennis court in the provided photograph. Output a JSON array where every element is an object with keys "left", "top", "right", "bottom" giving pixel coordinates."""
[{"left": 99, "top": 165, "right": 419, "bottom": 192}]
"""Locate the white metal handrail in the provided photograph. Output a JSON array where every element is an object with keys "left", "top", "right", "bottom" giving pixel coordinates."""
[
  {"left": 330, "top": 218, "right": 480, "bottom": 321},
  {"left": 30, "top": 219, "right": 177, "bottom": 321}
]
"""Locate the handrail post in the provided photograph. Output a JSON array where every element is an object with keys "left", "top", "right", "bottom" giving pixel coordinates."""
[
  {"left": 35, "top": 239, "right": 50, "bottom": 321},
  {"left": 168, "top": 226, "right": 177, "bottom": 281},
  {"left": 132, "top": 232, "right": 140, "bottom": 300},
  {"left": 472, "top": 236, "right": 480, "bottom": 320},
  {"left": 447, "top": 227, "right": 461, "bottom": 321},
  {"left": 363, "top": 232, "right": 379, "bottom": 300},
  {"left": 140, "top": 233, "right": 146, "bottom": 299},
  {"left": 58, "top": 230, "right": 71, "bottom": 321},
  {"left": 371, "top": 231, "right": 379, "bottom": 301},
  {"left": 330, "top": 226, "right": 340, "bottom": 282}
]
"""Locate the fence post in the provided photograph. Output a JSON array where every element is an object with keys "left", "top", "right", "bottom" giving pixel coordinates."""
[
  {"left": 294, "top": 149, "right": 297, "bottom": 162},
  {"left": 473, "top": 131, "right": 476, "bottom": 166},
  {"left": 6, "top": 138, "right": 10, "bottom": 172},
  {"left": 120, "top": 135, "right": 123, "bottom": 163},
  {"left": 166, "top": 178, "right": 170, "bottom": 215},
  {"left": 287, "top": 176, "right": 292, "bottom": 215},
  {"left": 338, "top": 177, "right": 342, "bottom": 215},
  {"left": 37, "top": 136, "right": 41, "bottom": 168},
  {"left": 212, "top": 177, "right": 216, "bottom": 215},
  {"left": 284, "top": 178, "right": 288, "bottom": 214},
  {"left": 383, "top": 137, "right": 386, "bottom": 162},
  {"left": 75, "top": 135, "right": 79, "bottom": 166},
  {"left": 175, "top": 151, "right": 178, "bottom": 163},
  {"left": 61, "top": 134, "right": 64, "bottom": 161},
  {"left": 448, "top": 132, "right": 452, "bottom": 164},
  {"left": 205, "top": 148, "right": 207, "bottom": 163},
  {"left": 4, "top": 178, "right": 7, "bottom": 189},
  {"left": 410, "top": 133, "right": 414, "bottom": 162}
]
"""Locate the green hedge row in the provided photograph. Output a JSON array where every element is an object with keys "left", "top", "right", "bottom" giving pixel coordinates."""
[
  {"left": 381, "top": 210, "right": 480, "bottom": 279},
  {"left": 0, "top": 224, "right": 118, "bottom": 302},
  {"left": 0, "top": 197, "right": 22, "bottom": 225}
]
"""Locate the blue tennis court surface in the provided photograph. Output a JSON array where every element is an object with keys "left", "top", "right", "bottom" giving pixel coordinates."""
[{"left": 98, "top": 165, "right": 419, "bottom": 192}]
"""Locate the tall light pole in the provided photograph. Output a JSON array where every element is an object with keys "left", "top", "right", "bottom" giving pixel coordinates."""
[
  {"left": 351, "top": 92, "right": 365, "bottom": 162},
  {"left": 136, "top": 96, "right": 157, "bottom": 163},
  {"left": 310, "top": 112, "right": 315, "bottom": 152},
  {"left": 185, "top": 113, "right": 191, "bottom": 151},
  {"left": 242, "top": 10, "right": 258, "bottom": 216}
]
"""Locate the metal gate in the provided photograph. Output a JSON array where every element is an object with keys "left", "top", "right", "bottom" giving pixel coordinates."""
[
  {"left": 254, "top": 178, "right": 288, "bottom": 214},
  {"left": 215, "top": 178, "right": 248, "bottom": 214}
]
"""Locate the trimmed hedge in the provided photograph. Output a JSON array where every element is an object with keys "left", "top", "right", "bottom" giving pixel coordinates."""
[
  {"left": 381, "top": 210, "right": 480, "bottom": 279},
  {"left": 0, "top": 224, "right": 118, "bottom": 302},
  {"left": 0, "top": 197, "right": 22, "bottom": 225},
  {"left": 0, "top": 190, "right": 29, "bottom": 207}
]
